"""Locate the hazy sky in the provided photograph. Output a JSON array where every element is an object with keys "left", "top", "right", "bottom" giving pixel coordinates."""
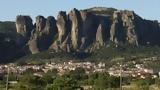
[{"left": 0, "top": 0, "right": 159, "bottom": 21}]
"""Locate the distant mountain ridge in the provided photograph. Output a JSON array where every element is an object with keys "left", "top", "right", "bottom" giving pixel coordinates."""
[{"left": 0, "top": 7, "right": 160, "bottom": 62}]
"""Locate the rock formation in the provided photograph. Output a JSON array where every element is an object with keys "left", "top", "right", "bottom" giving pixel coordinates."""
[
  {"left": 16, "top": 15, "right": 33, "bottom": 38},
  {"left": 110, "top": 10, "right": 138, "bottom": 46},
  {"left": 35, "top": 16, "right": 46, "bottom": 32},
  {"left": 14, "top": 7, "right": 160, "bottom": 54},
  {"left": 49, "top": 11, "right": 71, "bottom": 52},
  {"left": 16, "top": 15, "right": 33, "bottom": 46},
  {"left": 28, "top": 16, "right": 57, "bottom": 54},
  {"left": 56, "top": 11, "right": 70, "bottom": 44},
  {"left": 69, "top": 8, "right": 82, "bottom": 49}
]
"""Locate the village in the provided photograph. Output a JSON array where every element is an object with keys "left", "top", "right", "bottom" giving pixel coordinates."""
[{"left": 0, "top": 58, "right": 160, "bottom": 80}]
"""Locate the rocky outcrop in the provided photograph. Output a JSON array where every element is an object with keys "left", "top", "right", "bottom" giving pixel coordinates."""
[
  {"left": 69, "top": 8, "right": 82, "bottom": 49},
  {"left": 35, "top": 16, "right": 46, "bottom": 32},
  {"left": 45, "top": 16, "right": 57, "bottom": 35},
  {"left": 110, "top": 10, "right": 138, "bottom": 46},
  {"left": 16, "top": 15, "right": 33, "bottom": 38},
  {"left": 80, "top": 10, "right": 99, "bottom": 49},
  {"left": 56, "top": 11, "right": 70, "bottom": 44},
  {"left": 134, "top": 18, "right": 160, "bottom": 45},
  {"left": 27, "top": 16, "right": 46, "bottom": 54},
  {"left": 28, "top": 16, "right": 57, "bottom": 54},
  {"left": 122, "top": 11, "right": 138, "bottom": 46},
  {"left": 28, "top": 38, "right": 39, "bottom": 54},
  {"left": 14, "top": 7, "right": 160, "bottom": 54},
  {"left": 2, "top": 7, "right": 160, "bottom": 62},
  {"left": 50, "top": 11, "right": 71, "bottom": 52},
  {"left": 16, "top": 15, "right": 33, "bottom": 46}
]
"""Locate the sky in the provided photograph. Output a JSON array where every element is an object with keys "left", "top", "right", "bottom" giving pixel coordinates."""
[{"left": 0, "top": 0, "right": 159, "bottom": 21}]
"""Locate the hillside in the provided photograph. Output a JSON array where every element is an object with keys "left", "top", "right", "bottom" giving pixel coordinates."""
[{"left": 0, "top": 7, "right": 160, "bottom": 63}]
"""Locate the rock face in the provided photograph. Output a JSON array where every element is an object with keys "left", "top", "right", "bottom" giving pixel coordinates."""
[
  {"left": 80, "top": 10, "right": 99, "bottom": 50},
  {"left": 56, "top": 11, "right": 70, "bottom": 44},
  {"left": 35, "top": 16, "right": 46, "bottom": 32},
  {"left": 28, "top": 16, "right": 57, "bottom": 54},
  {"left": 69, "top": 8, "right": 82, "bottom": 49},
  {"left": 16, "top": 15, "right": 33, "bottom": 38},
  {"left": 134, "top": 18, "right": 160, "bottom": 45},
  {"left": 15, "top": 7, "right": 160, "bottom": 54},
  {"left": 16, "top": 15, "right": 33, "bottom": 46},
  {"left": 49, "top": 11, "right": 70, "bottom": 52},
  {"left": 110, "top": 10, "right": 138, "bottom": 46}
]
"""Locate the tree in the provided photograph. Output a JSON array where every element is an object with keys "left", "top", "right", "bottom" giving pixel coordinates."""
[
  {"left": 17, "top": 74, "right": 46, "bottom": 90},
  {"left": 88, "top": 73, "right": 99, "bottom": 85},
  {"left": 69, "top": 67, "right": 87, "bottom": 81},
  {"left": 108, "top": 76, "right": 120, "bottom": 88},
  {"left": 155, "top": 78, "right": 160, "bottom": 89},
  {"left": 52, "top": 75, "right": 78, "bottom": 90},
  {"left": 42, "top": 70, "right": 57, "bottom": 84},
  {"left": 93, "top": 73, "right": 109, "bottom": 89},
  {"left": 44, "top": 84, "right": 54, "bottom": 90},
  {"left": 135, "top": 79, "right": 149, "bottom": 90}
]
